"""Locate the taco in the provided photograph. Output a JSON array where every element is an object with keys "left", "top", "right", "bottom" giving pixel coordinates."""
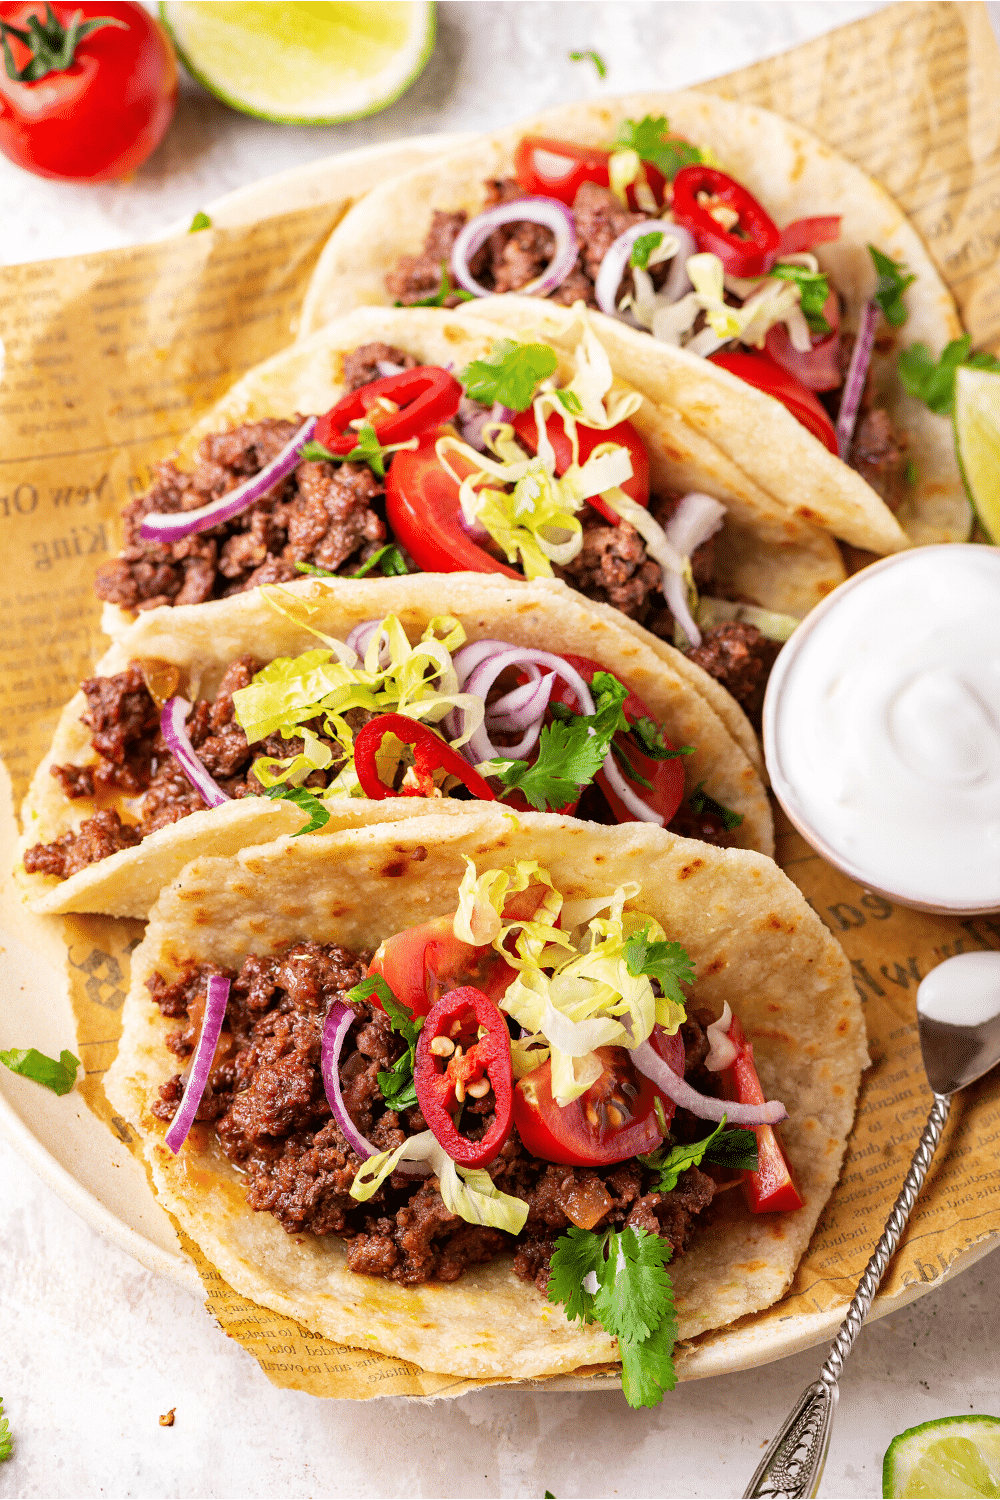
[
  {"left": 298, "top": 90, "right": 965, "bottom": 548},
  {"left": 17, "top": 572, "right": 772, "bottom": 919},
  {"left": 105, "top": 809, "right": 866, "bottom": 1392},
  {"left": 93, "top": 303, "right": 853, "bottom": 738}
]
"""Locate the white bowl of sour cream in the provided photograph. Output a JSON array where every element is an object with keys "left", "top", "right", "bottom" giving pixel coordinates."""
[{"left": 763, "top": 544, "right": 1000, "bottom": 916}]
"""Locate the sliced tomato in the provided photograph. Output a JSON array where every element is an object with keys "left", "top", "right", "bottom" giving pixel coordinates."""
[
  {"left": 718, "top": 1013, "right": 804, "bottom": 1214},
  {"left": 548, "top": 652, "right": 685, "bottom": 825},
  {"left": 512, "top": 409, "right": 649, "bottom": 524},
  {"left": 708, "top": 349, "right": 839, "bottom": 454},
  {"left": 368, "top": 915, "right": 517, "bottom": 1020},
  {"left": 514, "top": 135, "right": 613, "bottom": 206},
  {"left": 384, "top": 426, "right": 519, "bottom": 577},
  {"left": 776, "top": 216, "right": 841, "bottom": 256},
  {"left": 513, "top": 1029, "right": 684, "bottom": 1166}
]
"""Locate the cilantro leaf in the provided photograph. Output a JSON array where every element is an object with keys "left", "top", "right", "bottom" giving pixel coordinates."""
[
  {"left": 399, "top": 260, "right": 475, "bottom": 308},
  {"left": 631, "top": 716, "right": 694, "bottom": 762},
  {"left": 619, "top": 1305, "right": 678, "bottom": 1406},
  {"left": 594, "top": 1227, "right": 673, "bottom": 1346},
  {"left": 0, "top": 1047, "right": 79, "bottom": 1095},
  {"left": 0, "top": 1397, "right": 10, "bottom": 1462},
  {"left": 459, "top": 339, "right": 559, "bottom": 412},
  {"left": 769, "top": 264, "right": 831, "bottom": 334},
  {"left": 689, "top": 781, "right": 743, "bottom": 831},
  {"left": 640, "top": 1117, "right": 759, "bottom": 1192},
  {"left": 262, "top": 783, "right": 331, "bottom": 836},
  {"left": 868, "top": 245, "right": 915, "bottom": 328},
  {"left": 555, "top": 388, "right": 582, "bottom": 415},
  {"left": 342, "top": 976, "right": 423, "bottom": 1112},
  {"left": 301, "top": 420, "right": 394, "bottom": 478},
  {"left": 492, "top": 715, "right": 607, "bottom": 810},
  {"left": 630, "top": 230, "right": 664, "bottom": 270},
  {"left": 612, "top": 115, "right": 702, "bottom": 181},
  {"left": 344, "top": 973, "right": 397, "bottom": 1011},
  {"left": 189, "top": 210, "right": 212, "bottom": 233},
  {"left": 547, "top": 1224, "right": 606, "bottom": 1325},
  {"left": 623, "top": 926, "right": 695, "bottom": 1004},
  {"left": 898, "top": 334, "right": 1000, "bottom": 416},
  {"left": 568, "top": 47, "right": 606, "bottom": 78}
]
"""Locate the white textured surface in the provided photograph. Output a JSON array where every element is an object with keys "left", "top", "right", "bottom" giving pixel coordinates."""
[{"left": 3, "top": 4, "right": 1000, "bottom": 1497}]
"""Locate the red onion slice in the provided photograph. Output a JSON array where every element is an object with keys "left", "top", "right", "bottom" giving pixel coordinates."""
[
  {"left": 165, "top": 974, "right": 230, "bottom": 1154},
  {"left": 599, "top": 748, "right": 664, "bottom": 824},
  {"left": 321, "top": 1000, "right": 427, "bottom": 1175},
  {"left": 376, "top": 360, "right": 406, "bottom": 377},
  {"left": 632, "top": 1038, "right": 788, "bottom": 1126},
  {"left": 665, "top": 492, "right": 727, "bottom": 559},
  {"left": 161, "top": 697, "right": 231, "bottom": 808},
  {"left": 456, "top": 397, "right": 515, "bottom": 453},
  {"left": 486, "top": 670, "right": 551, "bottom": 727},
  {"left": 836, "top": 299, "right": 879, "bottom": 460},
  {"left": 465, "top": 648, "right": 595, "bottom": 763},
  {"left": 140, "top": 416, "right": 317, "bottom": 543},
  {"left": 450, "top": 198, "right": 578, "bottom": 299},
  {"left": 594, "top": 221, "right": 696, "bottom": 320}
]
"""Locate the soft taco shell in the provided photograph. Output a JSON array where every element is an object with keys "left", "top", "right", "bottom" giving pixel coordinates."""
[
  {"left": 106, "top": 809, "right": 867, "bottom": 1381},
  {"left": 99, "top": 303, "right": 847, "bottom": 645},
  {"left": 299, "top": 90, "right": 964, "bottom": 549},
  {"left": 19, "top": 572, "right": 773, "bottom": 917}
]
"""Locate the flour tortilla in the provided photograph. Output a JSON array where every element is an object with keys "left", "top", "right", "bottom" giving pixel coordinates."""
[
  {"left": 100, "top": 302, "right": 847, "bottom": 648},
  {"left": 18, "top": 573, "right": 773, "bottom": 918},
  {"left": 105, "top": 809, "right": 867, "bottom": 1381},
  {"left": 299, "top": 89, "right": 965, "bottom": 549}
]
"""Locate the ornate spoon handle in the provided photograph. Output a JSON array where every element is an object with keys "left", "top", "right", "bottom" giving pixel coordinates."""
[{"left": 743, "top": 1093, "right": 952, "bottom": 1499}]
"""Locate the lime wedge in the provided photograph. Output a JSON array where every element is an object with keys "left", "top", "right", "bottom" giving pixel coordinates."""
[
  {"left": 160, "top": 2, "right": 435, "bottom": 124},
  {"left": 883, "top": 1416, "right": 1000, "bottom": 1498},
  {"left": 954, "top": 364, "right": 1000, "bottom": 543}
]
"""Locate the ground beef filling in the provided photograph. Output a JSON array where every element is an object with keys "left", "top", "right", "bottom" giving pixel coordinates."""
[
  {"left": 22, "top": 657, "right": 359, "bottom": 879},
  {"left": 149, "top": 941, "right": 719, "bottom": 1288},
  {"left": 93, "top": 341, "right": 419, "bottom": 613}
]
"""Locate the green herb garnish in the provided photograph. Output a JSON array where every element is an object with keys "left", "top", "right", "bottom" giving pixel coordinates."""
[
  {"left": 493, "top": 672, "right": 631, "bottom": 810},
  {"left": 568, "top": 48, "right": 606, "bottom": 78},
  {"left": 611, "top": 115, "right": 702, "bottom": 182},
  {"left": 189, "top": 211, "right": 212, "bottom": 233},
  {"left": 630, "top": 230, "right": 665, "bottom": 270},
  {"left": 622, "top": 926, "right": 695, "bottom": 1006},
  {"left": 769, "top": 264, "right": 831, "bottom": 334},
  {"left": 343, "top": 976, "right": 425, "bottom": 1112},
  {"left": 0, "top": 1046, "right": 79, "bottom": 1096},
  {"left": 639, "top": 1116, "right": 759, "bottom": 1192},
  {"left": 302, "top": 420, "right": 396, "bottom": 479},
  {"left": 262, "top": 783, "right": 330, "bottom": 835},
  {"left": 868, "top": 245, "right": 915, "bottom": 328},
  {"left": 689, "top": 781, "right": 743, "bottom": 831},
  {"left": 459, "top": 339, "right": 559, "bottom": 413},
  {"left": 898, "top": 334, "right": 1000, "bottom": 416},
  {"left": 548, "top": 1225, "right": 678, "bottom": 1407},
  {"left": 294, "top": 543, "right": 408, "bottom": 582},
  {"left": 0, "top": 1398, "right": 11, "bottom": 1462},
  {"left": 400, "top": 260, "right": 475, "bottom": 309}
]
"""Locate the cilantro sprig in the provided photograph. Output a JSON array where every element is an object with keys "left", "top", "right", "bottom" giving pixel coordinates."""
[
  {"left": 689, "top": 781, "right": 743, "bottom": 831},
  {"left": 769, "top": 264, "right": 831, "bottom": 334},
  {"left": 630, "top": 230, "right": 664, "bottom": 270},
  {"left": 0, "top": 1398, "right": 10, "bottom": 1463},
  {"left": 639, "top": 1116, "right": 759, "bottom": 1193},
  {"left": 898, "top": 333, "right": 1000, "bottom": 416},
  {"left": 491, "top": 671, "right": 630, "bottom": 810},
  {"left": 611, "top": 115, "right": 703, "bottom": 182},
  {"left": 548, "top": 1225, "right": 678, "bottom": 1407},
  {"left": 568, "top": 48, "right": 606, "bottom": 78},
  {"left": 0, "top": 1047, "right": 79, "bottom": 1096},
  {"left": 262, "top": 783, "right": 331, "bottom": 836},
  {"left": 397, "top": 260, "right": 475, "bottom": 309},
  {"left": 189, "top": 210, "right": 212, "bottom": 233},
  {"left": 622, "top": 926, "right": 695, "bottom": 1006},
  {"left": 301, "top": 421, "right": 396, "bottom": 479},
  {"left": 868, "top": 245, "right": 915, "bottom": 328},
  {"left": 344, "top": 975, "right": 425, "bottom": 1112},
  {"left": 459, "top": 339, "right": 559, "bottom": 413}
]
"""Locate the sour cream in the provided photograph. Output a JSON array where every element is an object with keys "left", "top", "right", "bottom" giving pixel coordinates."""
[{"left": 764, "top": 545, "right": 1000, "bottom": 914}]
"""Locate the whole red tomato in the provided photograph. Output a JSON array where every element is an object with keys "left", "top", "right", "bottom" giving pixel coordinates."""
[{"left": 0, "top": 1, "right": 177, "bottom": 181}]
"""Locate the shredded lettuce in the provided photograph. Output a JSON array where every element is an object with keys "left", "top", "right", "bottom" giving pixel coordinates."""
[
  {"left": 696, "top": 597, "right": 800, "bottom": 642},
  {"left": 453, "top": 858, "right": 567, "bottom": 963},
  {"left": 350, "top": 1130, "right": 529, "bottom": 1234}
]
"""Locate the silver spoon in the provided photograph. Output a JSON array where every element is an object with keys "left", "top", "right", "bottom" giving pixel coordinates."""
[{"left": 744, "top": 950, "right": 1000, "bottom": 1500}]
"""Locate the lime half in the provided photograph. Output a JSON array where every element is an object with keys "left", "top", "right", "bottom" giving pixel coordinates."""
[
  {"left": 883, "top": 1415, "right": 1000, "bottom": 1498},
  {"left": 161, "top": 2, "right": 435, "bottom": 124},
  {"left": 954, "top": 364, "right": 1000, "bottom": 543}
]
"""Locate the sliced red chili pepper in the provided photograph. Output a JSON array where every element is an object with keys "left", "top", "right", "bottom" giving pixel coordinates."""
[
  {"left": 414, "top": 985, "right": 514, "bottom": 1167},
  {"left": 353, "top": 712, "right": 496, "bottom": 803},
  {"left": 671, "top": 165, "right": 780, "bottom": 278},
  {"left": 315, "top": 366, "right": 463, "bottom": 456},
  {"left": 718, "top": 1012, "right": 804, "bottom": 1214}
]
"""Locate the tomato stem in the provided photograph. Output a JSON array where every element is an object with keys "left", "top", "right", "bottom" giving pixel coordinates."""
[{"left": 0, "top": 3, "right": 125, "bottom": 83}]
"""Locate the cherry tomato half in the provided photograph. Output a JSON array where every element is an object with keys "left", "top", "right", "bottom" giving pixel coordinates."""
[
  {"left": 0, "top": 1, "right": 177, "bottom": 181},
  {"left": 384, "top": 427, "right": 519, "bottom": 578},
  {"left": 512, "top": 409, "right": 650, "bottom": 524},
  {"left": 368, "top": 915, "right": 518, "bottom": 1020},
  {"left": 549, "top": 653, "right": 686, "bottom": 825},
  {"left": 315, "top": 367, "right": 462, "bottom": 456},
  {"left": 513, "top": 1028, "right": 685, "bottom": 1166},
  {"left": 708, "top": 349, "right": 839, "bottom": 455},
  {"left": 513, "top": 134, "right": 668, "bottom": 212}
]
